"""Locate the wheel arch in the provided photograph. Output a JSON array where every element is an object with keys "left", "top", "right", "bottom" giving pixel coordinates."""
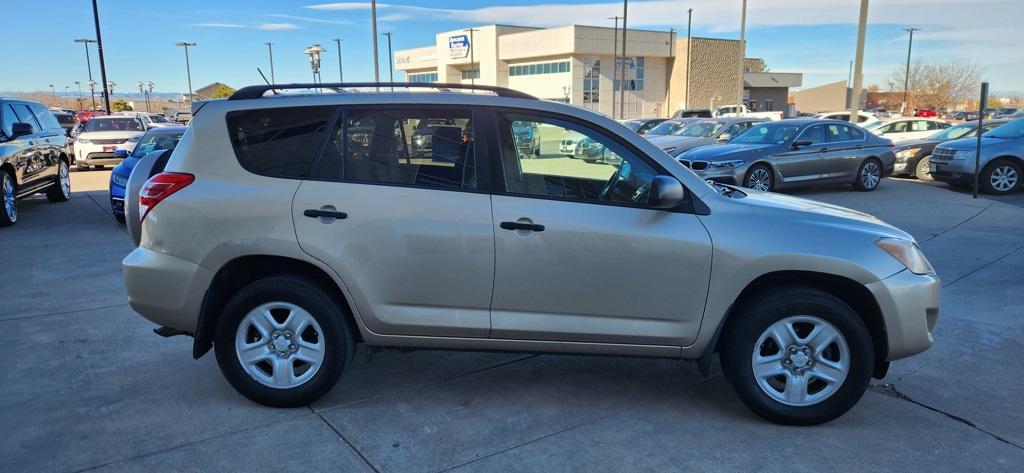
[
  {"left": 987, "top": 154, "right": 1024, "bottom": 169},
  {"left": 702, "top": 270, "right": 890, "bottom": 379},
  {"left": 192, "top": 254, "right": 362, "bottom": 359},
  {"left": 0, "top": 161, "right": 16, "bottom": 186},
  {"left": 744, "top": 160, "right": 777, "bottom": 184}
]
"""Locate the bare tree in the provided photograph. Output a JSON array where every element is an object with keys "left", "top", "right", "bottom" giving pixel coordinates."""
[{"left": 887, "top": 60, "right": 982, "bottom": 111}]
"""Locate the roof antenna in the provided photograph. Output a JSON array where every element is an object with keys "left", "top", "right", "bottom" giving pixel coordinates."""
[{"left": 256, "top": 68, "right": 277, "bottom": 95}]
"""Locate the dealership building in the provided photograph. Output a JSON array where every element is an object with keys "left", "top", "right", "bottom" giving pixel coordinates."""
[{"left": 394, "top": 24, "right": 802, "bottom": 119}]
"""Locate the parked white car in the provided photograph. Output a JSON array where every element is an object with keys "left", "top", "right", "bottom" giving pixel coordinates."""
[
  {"left": 73, "top": 115, "right": 147, "bottom": 171},
  {"left": 713, "top": 104, "right": 783, "bottom": 121},
  {"left": 866, "top": 118, "right": 951, "bottom": 142},
  {"left": 116, "top": 112, "right": 176, "bottom": 129},
  {"left": 814, "top": 111, "right": 881, "bottom": 129}
]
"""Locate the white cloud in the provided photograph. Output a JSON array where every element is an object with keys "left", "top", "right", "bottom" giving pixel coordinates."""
[
  {"left": 194, "top": 22, "right": 246, "bottom": 28},
  {"left": 266, "top": 14, "right": 351, "bottom": 25},
  {"left": 258, "top": 23, "right": 301, "bottom": 31}
]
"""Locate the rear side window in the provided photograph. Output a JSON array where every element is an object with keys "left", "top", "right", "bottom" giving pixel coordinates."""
[
  {"left": 226, "top": 106, "right": 333, "bottom": 178},
  {"left": 1, "top": 104, "right": 18, "bottom": 137},
  {"left": 29, "top": 104, "right": 62, "bottom": 131},
  {"left": 12, "top": 104, "right": 42, "bottom": 132}
]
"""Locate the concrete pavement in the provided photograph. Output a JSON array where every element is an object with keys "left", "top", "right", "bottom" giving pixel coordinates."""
[{"left": 2, "top": 171, "right": 1022, "bottom": 472}]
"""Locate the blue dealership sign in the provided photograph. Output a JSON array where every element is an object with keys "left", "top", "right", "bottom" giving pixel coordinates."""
[{"left": 449, "top": 34, "right": 470, "bottom": 59}]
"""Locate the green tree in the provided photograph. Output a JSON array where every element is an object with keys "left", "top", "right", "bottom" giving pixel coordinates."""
[
  {"left": 210, "top": 84, "right": 237, "bottom": 99},
  {"left": 112, "top": 99, "right": 133, "bottom": 111}
]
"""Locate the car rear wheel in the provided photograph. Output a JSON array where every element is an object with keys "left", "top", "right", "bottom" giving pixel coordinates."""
[
  {"left": 980, "top": 159, "right": 1021, "bottom": 195},
  {"left": 46, "top": 161, "right": 71, "bottom": 202},
  {"left": 853, "top": 158, "right": 882, "bottom": 191},
  {"left": 744, "top": 164, "right": 774, "bottom": 191},
  {"left": 720, "top": 286, "right": 873, "bottom": 425},
  {"left": 214, "top": 275, "right": 354, "bottom": 407},
  {"left": 914, "top": 156, "right": 933, "bottom": 181},
  {"left": 1, "top": 171, "right": 16, "bottom": 226}
]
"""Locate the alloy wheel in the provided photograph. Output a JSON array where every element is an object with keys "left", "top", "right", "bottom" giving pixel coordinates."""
[
  {"left": 235, "top": 301, "right": 325, "bottom": 389},
  {"left": 990, "top": 165, "right": 1019, "bottom": 192},
  {"left": 751, "top": 315, "right": 850, "bottom": 407},
  {"left": 860, "top": 161, "right": 881, "bottom": 189},
  {"left": 59, "top": 163, "right": 71, "bottom": 198},
  {"left": 748, "top": 168, "right": 772, "bottom": 191},
  {"left": 2, "top": 174, "right": 15, "bottom": 222}
]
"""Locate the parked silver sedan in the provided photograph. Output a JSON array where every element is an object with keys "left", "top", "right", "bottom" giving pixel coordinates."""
[
  {"left": 646, "top": 117, "right": 767, "bottom": 157},
  {"left": 678, "top": 119, "right": 896, "bottom": 192}
]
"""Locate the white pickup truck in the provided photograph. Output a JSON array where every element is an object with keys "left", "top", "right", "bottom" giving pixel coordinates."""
[{"left": 713, "top": 104, "right": 783, "bottom": 121}]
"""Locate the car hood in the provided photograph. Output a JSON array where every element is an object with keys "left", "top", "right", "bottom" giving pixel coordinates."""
[
  {"left": 895, "top": 138, "right": 938, "bottom": 149},
  {"left": 740, "top": 189, "right": 912, "bottom": 240},
  {"left": 78, "top": 130, "right": 144, "bottom": 139},
  {"left": 683, "top": 143, "right": 777, "bottom": 161},
  {"left": 647, "top": 135, "right": 713, "bottom": 151},
  {"left": 936, "top": 137, "right": 1002, "bottom": 151}
]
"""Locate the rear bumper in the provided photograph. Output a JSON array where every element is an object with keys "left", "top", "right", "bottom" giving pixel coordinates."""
[
  {"left": 123, "top": 247, "right": 213, "bottom": 333},
  {"left": 866, "top": 270, "right": 940, "bottom": 361}
]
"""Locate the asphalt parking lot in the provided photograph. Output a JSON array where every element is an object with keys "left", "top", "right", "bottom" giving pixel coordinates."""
[{"left": 3, "top": 170, "right": 1023, "bottom": 472}]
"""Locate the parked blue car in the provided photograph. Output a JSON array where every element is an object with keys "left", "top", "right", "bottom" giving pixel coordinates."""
[{"left": 109, "top": 126, "right": 185, "bottom": 221}]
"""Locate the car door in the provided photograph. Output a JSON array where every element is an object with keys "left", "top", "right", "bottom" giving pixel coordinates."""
[
  {"left": 773, "top": 124, "right": 828, "bottom": 183},
  {"left": 488, "top": 110, "right": 712, "bottom": 347},
  {"left": 292, "top": 105, "right": 495, "bottom": 338},
  {"left": 9, "top": 103, "right": 50, "bottom": 190},
  {"left": 823, "top": 123, "right": 867, "bottom": 180},
  {"left": 28, "top": 103, "right": 64, "bottom": 180}
]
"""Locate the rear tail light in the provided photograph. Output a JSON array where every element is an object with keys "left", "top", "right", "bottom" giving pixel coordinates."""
[{"left": 139, "top": 172, "right": 194, "bottom": 222}]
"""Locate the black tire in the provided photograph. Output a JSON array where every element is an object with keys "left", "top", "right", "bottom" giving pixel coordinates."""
[
  {"left": 214, "top": 275, "right": 354, "bottom": 407},
  {"left": 744, "top": 164, "right": 774, "bottom": 191},
  {"left": 77, "top": 163, "right": 89, "bottom": 172},
  {"left": 92, "top": 165, "right": 104, "bottom": 170},
  {"left": 719, "top": 286, "right": 874, "bottom": 425},
  {"left": 0, "top": 170, "right": 16, "bottom": 227},
  {"left": 979, "top": 159, "right": 1021, "bottom": 195},
  {"left": 46, "top": 161, "right": 71, "bottom": 203},
  {"left": 853, "top": 158, "right": 882, "bottom": 191},
  {"left": 914, "top": 155, "right": 933, "bottom": 181}
]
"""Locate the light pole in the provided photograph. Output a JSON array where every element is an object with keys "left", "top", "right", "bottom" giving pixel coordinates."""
[
  {"left": 88, "top": 80, "right": 97, "bottom": 110},
  {"left": 382, "top": 32, "right": 394, "bottom": 86},
  {"left": 74, "top": 38, "right": 97, "bottom": 109},
  {"left": 685, "top": 8, "right": 693, "bottom": 110},
  {"left": 463, "top": 28, "right": 479, "bottom": 86},
  {"left": 264, "top": 42, "right": 275, "bottom": 85},
  {"left": 371, "top": 0, "right": 380, "bottom": 84},
  {"left": 849, "top": 0, "right": 869, "bottom": 124},
  {"left": 50, "top": 84, "right": 56, "bottom": 97},
  {"left": 107, "top": 81, "right": 116, "bottom": 103},
  {"left": 304, "top": 44, "right": 326, "bottom": 89},
  {"left": 666, "top": 27, "right": 675, "bottom": 117},
  {"left": 90, "top": 0, "right": 111, "bottom": 114},
  {"left": 738, "top": 0, "right": 747, "bottom": 109},
  {"left": 619, "top": 0, "right": 628, "bottom": 120},
  {"left": 902, "top": 27, "right": 920, "bottom": 115},
  {"left": 75, "top": 81, "right": 83, "bottom": 110},
  {"left": 608, "top": 16, "right": 621, "bottom": 118},
  {"left": 175, "top": 42, "right": 196, "bottom": 107},
  {"left": 333, "top": 38, "right": 344, "bottom": 82},
  {"left": 138, "top": 81, "right": 145, "bottom": 111},
  {"left": 146, "top": 81, "right": 154, "bottom": 113}
]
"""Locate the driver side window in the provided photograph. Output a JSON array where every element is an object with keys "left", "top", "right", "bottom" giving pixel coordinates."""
[{"left": 497, "top": 113, "right": 659, "bottom": 207}]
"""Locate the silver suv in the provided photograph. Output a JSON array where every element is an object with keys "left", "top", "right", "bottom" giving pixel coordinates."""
[{"left": 123, "top": 83, "right": 939, "bottom": 425}]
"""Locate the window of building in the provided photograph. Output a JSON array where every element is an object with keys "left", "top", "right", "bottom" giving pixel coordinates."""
[
  {"left": 461, "top": 69, "right": 480, "bottom": 80},
  {"left": 408, "top": 72, "right": 438, "bottom": 83},
  {"left": 583, "top": 57, "right": 600, "bottom": 108},
  {"left": 313, "top": 109, "right": 476, "bottom": 191},
  {"left": 765, "top": 99, "right": 774, "bottom": 111},
  {"left": 226, "top": 106, "right": 334, "bottom": 178},
  {"left": 496, "top": 112, "right": 660, "bottom": 207},
  {"left": 749, "top": 100, "right": 759, "bottom": 112},
  {"left": 613, "top": 57, "right": 644, "bottom": 91},
  {"left": 509, "top": 61, "right": 570, "bottom": 77}
]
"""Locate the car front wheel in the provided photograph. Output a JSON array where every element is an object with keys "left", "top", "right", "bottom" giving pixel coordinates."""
[
  {"left": 720, "top": 286, "right": 874, "bottom": 425},
  {"left": 914, "top": 156, "right": 933, "bottom": 181},
  {"left": 853, "top": 158, "right": 882, "bottom": 191},
  {"left": 214, "top": 275, "right": 354, "bottom": 407},
  {"left": 744, "top": 164, "right": 774, "bottom": 191},
  {"left": 1, "top": 171, "right": 16, "bottom": 226},
  {"left": 980, "top": 159, "right": 1021, "bottom": 195},
  {"left": 46, "top": 161, "right": 71, "bottom": 202}
]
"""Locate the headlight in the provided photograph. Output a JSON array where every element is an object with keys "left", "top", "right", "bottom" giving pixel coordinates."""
[
  {"left": 876, "top": 238, "right": 934, "bottom": 275},
  {"left": 707, "top": 159, "right": 745, "bottom": 169},
  {"left": 110, "top": 173, "right": 129, "bottom": 187},
  {"left": 895, "top": 148, "right": 920, "bottom": 160},
  {"left": 127, "top": 135, "right": 141, "bottom": 143},
  {"left": 77, "top": 138, "right": 91, "bottom": 144},
  {"left": 951, "top": 150, "right": 974, "bottom": 160}
]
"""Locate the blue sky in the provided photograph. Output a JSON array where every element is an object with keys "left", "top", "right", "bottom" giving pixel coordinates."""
[{"left": 3, "top": 0, "right": 1021, "bottom": 96}]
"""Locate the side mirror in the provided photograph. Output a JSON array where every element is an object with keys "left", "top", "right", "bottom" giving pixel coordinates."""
[
  {"left": 11, "top": 122, "right": 33, "bottom": 138},
  {"left": 792, "top": 139, "right": 812, "bottom": 148},
  {"left": 717, "top": 132, "right": 732, "bottom": 143},
  {"left": 648, "top": 175, "right": 685, "bottom": 209},
  {"left": 114, "top": 149, "right": 129, "bottom": 157}
]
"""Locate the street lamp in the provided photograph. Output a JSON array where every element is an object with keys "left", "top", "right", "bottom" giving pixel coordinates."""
[
  {"left": 74, "top": 81, "right": 84, "bottom": 110},
  {"left": 146, "top": 81, "right": 154, "bottom": 113},
  {"left": 50, "top": 84, "right": 55, "bottom": 97},
  {"left": 382, "top": 32, "right": 394, "bottom": 88},
  {"left": 88, "top": 80, "right": 97, "bottom": 110},
  {"left": 463, "top": 28, "right": 478, "bottom": 86},
  {"left": 175, "top": 42, "right": 196, "bottom": 106},
  {"left": 902, "top": 27, "right": 921, "bottom": 116},
  {"left": 264, "top": 42, "right": 275, "bottom": 85},
  {"left": 74, "top": 38, "right": 98, "bottom": 110},
  {"left": 608, "top": 16, "right": 621, "bottom": 118},
  {"left": 333, "top": 38, "right": 344, "bottom": 82},
  {"left": 89, "top": 0, "right": 112, "bottom": 114},
  {"left": 304, "top": 44, "right": 326, "bottom": 87}
]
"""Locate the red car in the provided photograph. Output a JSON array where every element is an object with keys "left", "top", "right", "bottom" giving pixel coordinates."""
[
  {"left": 915, "top": 108, "right": 937, "bottom": 117},
  {"left": 75, "top": 110, "right": 101, "bottom": 122}
]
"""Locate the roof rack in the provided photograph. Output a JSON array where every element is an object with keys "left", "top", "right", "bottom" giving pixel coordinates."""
[{"left": 228, "top": 82, "right": 537, "bottom": 101}]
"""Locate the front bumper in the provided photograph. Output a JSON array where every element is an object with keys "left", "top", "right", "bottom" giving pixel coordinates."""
[
  {"left": 929, "top": 160, "right": 974, "bottom": 184},
  {"left": 74, "top": 142, "right": 136, "bottom": 165},
  {"left": 865, "top": 269, "right": 940, "bottom": 361},
  {"left": 110, "top": 181, "right": 126, "bottom": 216},
  {"left": 123, "top": 247, "right": 214, "bottom": 333}
]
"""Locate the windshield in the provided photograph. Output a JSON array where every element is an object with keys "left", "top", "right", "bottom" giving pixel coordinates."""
[
  {"left": 732, "top": 123, "right": 802, "bottom": 144},
  {"left": 864, "top": 121, "right": 885, "bottom": 131},
  {"left": 928, "top": 123, "right": 976, "bottom": 141},
  {"left": 676, "top": 121, "right": 723, "bottom": 137},
  {"left": 130, "top": 131, "right": 184, "bottom": 158},
  {"left": 149, "top": 115, "right": 170, "bottom": 123},
  {"left": 622, "top": 120, "right": 642, "bottom": 132},
  {"left": 84, "top": 118, "right": 143, "bottom": 132},
  {"left": 647, "top": 121, "right": 685, "bottom": 136},
  {"left": 983, "top": 119, "right": 1024, "bottom": 139}
]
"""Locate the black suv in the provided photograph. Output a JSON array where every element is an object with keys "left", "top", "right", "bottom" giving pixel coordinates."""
[{"left": 0, "top": 98, "right": 72, "bottom": 226}]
